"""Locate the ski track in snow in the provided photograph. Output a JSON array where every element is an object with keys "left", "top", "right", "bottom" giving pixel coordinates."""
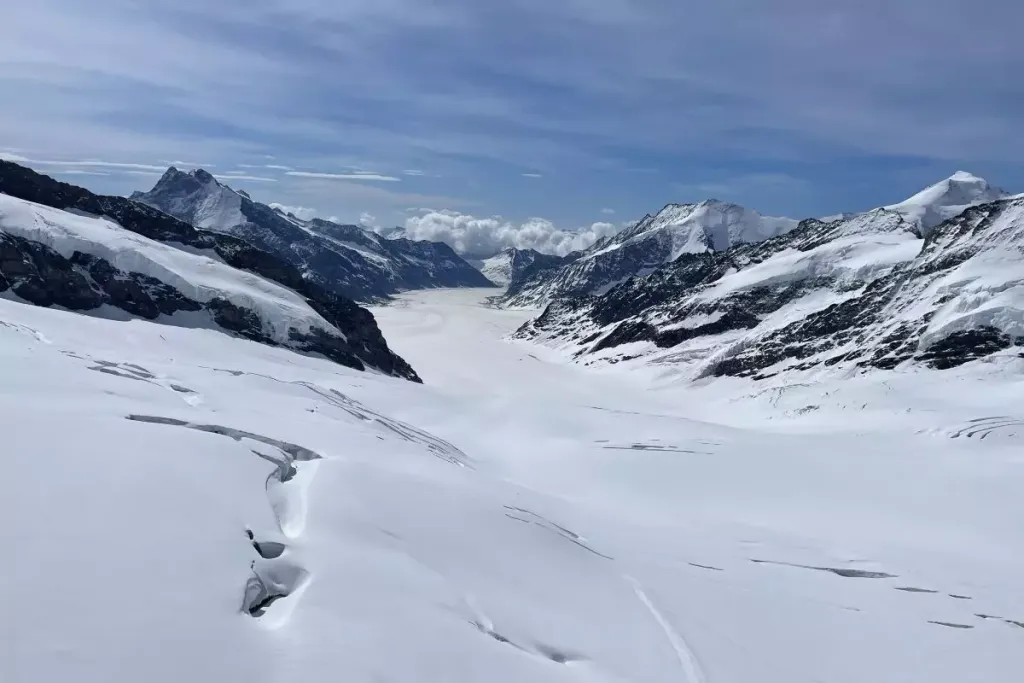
[{"left": 627, "top": 576, "right": 708, "bottom": 683}]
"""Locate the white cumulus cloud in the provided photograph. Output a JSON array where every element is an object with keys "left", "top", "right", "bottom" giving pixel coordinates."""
[
  {"left": 269, "top": 203, "right": 319, "bottom": 220},
  {"left": 401, "top": 210, "right": 625, "bottom": 256}
]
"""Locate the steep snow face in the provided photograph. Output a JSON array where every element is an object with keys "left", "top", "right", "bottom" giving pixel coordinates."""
[
  {"left": 133, "top": 169, "right": 493, "bottom": 302},
  {"left": 886, "top": 171, "right": 1008, "bottom": 236},
  {"left": 8, "top": 287, "right": 1023, "bottom": 683},
  {"left": 477, "top": 247, "right": 556, "bottom": 287},
  {"left": 515, "top": 198, "right": 1023, "bottom": 380},
  {"left": 502, "top": 200, "right": 798, "bottom": 307},
  {"left": 0, "top": 194, "right": 331, "bottom": 339},
  {"left": 0, "top": 193, "right": 420, "bottom": 380},
  {"left": 479, "top": 249, "right": 517, "bottom": 286},
  {"left": 607, "top": 200, "right": 799, "bottom": 257}
]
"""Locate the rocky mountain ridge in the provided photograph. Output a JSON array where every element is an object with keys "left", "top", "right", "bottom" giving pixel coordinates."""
[
  {"left": 513, "top": 175, "right": 1022, "bottom": 379},
  {"left": 0, "top": 161, "right": 420, "bottom": 381},
  {"left": 133, "top": 167, "right": 494, "bottom": 302}
]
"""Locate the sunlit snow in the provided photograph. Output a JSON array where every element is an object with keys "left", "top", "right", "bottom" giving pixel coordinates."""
[{"left": 5, "top": 288, "right": 1023, "bottom": 683}]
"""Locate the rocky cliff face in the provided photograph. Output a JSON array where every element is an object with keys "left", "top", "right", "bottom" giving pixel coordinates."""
[
  {"left": 514, "top": 197, "right": 1023, "bottom": 379},
  {"left": 500, "top": 200, "right": 798, "bottom": 307},
  {"left": 0, "top": 161, "right": 420, "bottom": 381},
  {"left": 133, "top": 168, "right": 494, "bottom": 301}
]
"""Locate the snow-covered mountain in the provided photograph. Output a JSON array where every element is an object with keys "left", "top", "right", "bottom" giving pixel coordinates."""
[
  {"left": 132, "top": 168, "right": 494, "bottom": 301},
  {"left": 477, "top": 247, "right": 566, "bottom": 287},
  {"left": 0, "top": 161, "right": 419, "bottom": 381},
  {"left": 886, "top": 171, "right": 1009, "bottom": 236},
  {"left": 501, "top": 200, "right": 798, "bottom": 307},
  {"left": 515, "top": 192, "right": 1023, "bottom": 379},
  {"left": 502, "top": 174, "right": 1012, "bottom": 310}
]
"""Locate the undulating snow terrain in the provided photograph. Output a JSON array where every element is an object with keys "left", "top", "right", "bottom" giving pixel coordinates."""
[
  {"left": 6, "top": 287, "right": 1023, "bottom": 683},
  {"left": 133, "top": 168, "right": 494, "bottom": 301}
]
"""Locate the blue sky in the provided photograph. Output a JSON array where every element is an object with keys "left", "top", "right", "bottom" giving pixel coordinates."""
[{"left": 1, "top": 0, "right": 1021, "bottom": 254}]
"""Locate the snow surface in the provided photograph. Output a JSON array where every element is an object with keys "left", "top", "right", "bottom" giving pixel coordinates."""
[
  {"left": 479, "top": 250, "right": 515, "bottom": 286},
  {"left": 885, "top": 171, "right": 1008, "bottom": 236},
  {"left": 589, "top": 201, "right": 799, "bottom": 260},
  {"left": 6, "top": 287, "right": 1023, "bottom": 683},
  {"left": 0, "top": 193, "right": 337, "bottom": 341}
]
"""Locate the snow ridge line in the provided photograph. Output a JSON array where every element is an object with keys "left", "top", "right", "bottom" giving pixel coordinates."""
[{"left": 626, "top": 575, "right": 708, "bottom": 683}]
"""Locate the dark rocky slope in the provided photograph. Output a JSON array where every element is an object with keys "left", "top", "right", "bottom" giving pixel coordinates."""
[{"left": 0, "top": 162, "right": 419, "bottom": 381}]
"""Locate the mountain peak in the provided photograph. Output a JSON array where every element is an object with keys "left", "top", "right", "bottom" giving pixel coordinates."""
[
  {"left": 886, "top": 171, "right": 1008, "bottom": 236},
  {"left": 948, "top": 170, "right": 984, "bottom": 183},
  {"left": 190, "top": 168, "right": 217, "bottom": 184}
]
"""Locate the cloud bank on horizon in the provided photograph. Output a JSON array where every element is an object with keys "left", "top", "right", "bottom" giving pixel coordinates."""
[
  {"left": 400, "top": 210, "right": 625, "bottom": 257},
  {"left": 1, "top": 0, "right": 1021, "bottom": 245}
]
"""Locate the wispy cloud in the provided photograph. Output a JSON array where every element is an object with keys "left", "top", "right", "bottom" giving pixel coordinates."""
[
  {"left": 600, "top": 208, "right": 615, "bottom": 214},
  {"left": 1, "top": 0, "right": 1020, "bottom": 224},
  {"left": 521, "top": 173, "right": 543, "bottom": 178},
  {"left": 214, "top": 173, "right": 277, "bottom": 182},
  {"left": 14, "top": 158, "right": 167, "bottom": 172},
  {"left": 269, "top": 203, "right": 318, "bottom": 220},
  {"left": 403, "top": 169, "right": 425, "bottom": 176},
  {"left": 161, "top": 160, "right": 214, "bottom": 168},
  {"left": 53, "top": 169, "right": 111, "bottom": 176},
  {"left": 287, "top": 171, "right": 401, "bottom": 182}
]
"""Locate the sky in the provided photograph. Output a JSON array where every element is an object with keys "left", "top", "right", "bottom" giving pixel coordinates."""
[{"left": 1, "top": 0, "right": 1021, "bottom": 255}]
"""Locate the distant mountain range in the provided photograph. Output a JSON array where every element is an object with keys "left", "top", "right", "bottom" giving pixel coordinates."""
[
  {"left": 132, "top": 168, "right": 495, "bottom": 302},
  {"left": 508, "top": 172, "right": 1023, "bottom": 378}
]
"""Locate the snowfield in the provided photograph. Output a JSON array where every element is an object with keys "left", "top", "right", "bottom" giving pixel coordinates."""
[
  {"left": 0, "top": 193, "right": 336, "bottom": 341},
  {"left": 6, "top": 288, "right": 1023, "bottom": 683}
]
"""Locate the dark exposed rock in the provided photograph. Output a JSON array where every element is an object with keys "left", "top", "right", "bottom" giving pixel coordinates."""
[
  {"left": 916, "top": 327, "right": 1014, "bottom": 369},
  {"left": 513, "top": 195, "right": 1023, "bottom": 379},
  {"left": 0, "top": 162, "right": 420, "bottom": 381}
]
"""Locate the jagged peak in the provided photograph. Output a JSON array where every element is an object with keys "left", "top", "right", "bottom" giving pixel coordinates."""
[{"left": 189, "top": 168, "right": 217, "bottom": 184}]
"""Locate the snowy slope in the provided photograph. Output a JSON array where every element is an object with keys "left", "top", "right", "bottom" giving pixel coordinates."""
[
  {"left": 133, "top": 168, "right": 493, "bottom": 301},
  {"left": 478, "top": 247, "right": 564, "bottom": 287},
  {"left": 515, "top": 197, "right": 1024, "bottom": 379},
  {"left": 6, "top": 287, "right": 1022, "bottom": 683},
  {"left": 886, "top": 171, "right": 1009, "bottom": 236},
  {"left": 1, "top": 194, "right": 330, "bottom": 340},
  {"left": 502, "top": 173, "right": 1008, "bottom": 309},
  {"left": 0, "top": 192, "right": 419, "bottom": 380},
  {"left": 502, "top": 200, "right": 798, "bottom": 307}
]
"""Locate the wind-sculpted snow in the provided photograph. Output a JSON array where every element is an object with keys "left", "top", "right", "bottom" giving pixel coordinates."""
[
  {"left": 5, "top": 288, "right": 1023, "bottom": 683},
  {"left": 514, "top": 197, "right": 1024, "bottom": 379}
]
